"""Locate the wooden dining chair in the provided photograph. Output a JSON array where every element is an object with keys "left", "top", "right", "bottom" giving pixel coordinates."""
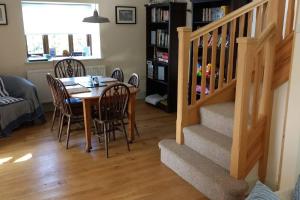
[
  {"left": 46, "top": 73, "right": 60, "bottom": 131},
  {"left": 93, "top": 83, "right": 130, "bottom": 158},
  {"left": 54, "top": 58, "right": 86, "bottom": 78},
  {"left": 54, "top": 78, "right": 84, "bottom": 149},
  {"left": 111, "top": 68, "right": 124, "bottom": 82},
  {"left": 127, "top": 73, "right": 140, "bottom": 136}
]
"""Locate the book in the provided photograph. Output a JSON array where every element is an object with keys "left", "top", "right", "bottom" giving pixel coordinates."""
[
  {"left": 151, "top": 8, "right": 169, "bottom": 23},
  {"left": 151, "top": 31, "right": 156, "bottom": 45},
  {"left": 157, "top": 66, "right": 166, "bottom": 81},
  {"left": 147, "top": 60, "right": 154, "bottom": 79},
  {"left": 201, "top": 6, "right": 229, "bottom": 22},
  {"left": 156, "top": 29, "right": 169, "bottom": 48}
]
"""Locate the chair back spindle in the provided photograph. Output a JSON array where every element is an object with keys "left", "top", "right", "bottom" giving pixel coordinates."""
[
  {"left": 111, "top": 68, "right": 124, "bottom": 82},
  {"left": 98, "top": 83, "right": 130, "bottom": 122},
  {"left": 128, "top": 73, "right": 140, "bottom": 88},
  {"left": 54, "top": 58, "right": 86, "bottom": 78}
]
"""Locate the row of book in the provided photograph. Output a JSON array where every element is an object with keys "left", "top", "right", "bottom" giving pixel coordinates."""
[
  {"left": 151, "top": 29, "right": 170, "bottom": 48},
  {"left": 151, "top": 8, "right": 169, "bottom": 23},
  {"left": 147, "top": 60, "right": 167, "bottom": 81},
  {"left": 201, "top": 6, "right": 229, "bottom": 22},
  {"left": 198, "top": 33, "right": 230, "bottom": 48}
]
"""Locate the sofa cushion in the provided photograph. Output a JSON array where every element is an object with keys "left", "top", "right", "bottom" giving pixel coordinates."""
[
  {"left": 246, "top": 181, "right": 279, "bottom": 200},
  {"left": 0, "top": 78, "right": 9, "bottom": 97}
]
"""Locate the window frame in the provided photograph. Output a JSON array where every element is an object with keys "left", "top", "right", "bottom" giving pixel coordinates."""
[{"left": 25, "top": 33, "right": 92, "bottom": 58}]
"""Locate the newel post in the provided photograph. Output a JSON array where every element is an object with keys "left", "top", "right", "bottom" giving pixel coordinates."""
[
  {"left": 230, "top": 37, "right": 256, "bottom": 179},
  {"left": 258, "top": 32, "right": 276, "bottom": 181},
  {"left": 176, "top": 27, "right": 191, "bottom": 144}
]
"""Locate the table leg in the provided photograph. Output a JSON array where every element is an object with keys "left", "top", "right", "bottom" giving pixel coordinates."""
[
  {"left": 83, "top": 99, "right": 92, "bottom": 152},
  {"left": 128, "top": 93, "right": 136, "bottom": 142}
]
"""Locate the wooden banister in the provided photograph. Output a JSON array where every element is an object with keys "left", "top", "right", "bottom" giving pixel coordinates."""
[
  {"left": 285, "top": 0, "right": 296, "bottom": 37},
  {"left": 257, "top": 23, "right": 276, "bottom": 50},
  {"left": 231, "top": 38, "right": 256, "bottom": 179},
  {"left": 176, "top": 0, "right": 295, "bottom": 182},
  {"left": 231, "top": 23, "right": 276, "bottom": 180},
  {"left": 176, "top": 27, "right": 192, "bottom": 144},
  {"left": 191, "top": 0, "right": 268, "bottom": 40}
]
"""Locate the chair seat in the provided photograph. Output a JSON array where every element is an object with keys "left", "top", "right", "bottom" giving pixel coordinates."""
[{"left": 66, "top": 98, "right": 82, "bottom": 104}]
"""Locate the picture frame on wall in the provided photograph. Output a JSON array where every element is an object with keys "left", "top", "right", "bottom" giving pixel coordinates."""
[
  {"left": 115, "top": 6, "right": 136, "bottom": 24},
  {"left": 0, "top": 4, "right": 7, "bottom": 25}
]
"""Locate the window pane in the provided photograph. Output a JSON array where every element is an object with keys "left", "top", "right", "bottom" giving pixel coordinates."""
[
  {"left": 26, "top": 35, "right": 43, "bottom": 55},
  {"left": 21, "top": 2, "right": 101, "bottom": 58},
  {"left": 73, "top": 34, "right": 87, "bottom": 53},
  {"left": 48, "top": 34, "right": 69, "bottom": 56}
]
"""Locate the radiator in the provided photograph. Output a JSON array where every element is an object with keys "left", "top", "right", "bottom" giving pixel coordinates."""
[{"left": 27, "top": 65, "right": 106, "bottom": 103}]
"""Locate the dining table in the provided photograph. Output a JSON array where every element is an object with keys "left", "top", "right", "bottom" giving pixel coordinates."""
[{"left": 60, "top": 76, "right": 139, "bottom": 152}]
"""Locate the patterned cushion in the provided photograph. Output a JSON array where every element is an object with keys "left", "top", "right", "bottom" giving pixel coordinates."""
[
  {"left": 0, "top": 78, "right": 9, "bottom": 97},
  {"left": 0, "top": 96, "right": 24, "bottom": 106},
  {"left": 246, "top": 181, "right": 279, "bottom": 200},
  {"left": 293, "top": 176, "right": 300, "bottom": 200}
]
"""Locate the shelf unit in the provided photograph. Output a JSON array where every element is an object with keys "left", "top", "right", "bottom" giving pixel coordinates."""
[
  {"left": 192, "top": 0, "right": 250, "bottom": 30},
  {"left": 145, "top": 2, "right": 187, "bottom": 112}
]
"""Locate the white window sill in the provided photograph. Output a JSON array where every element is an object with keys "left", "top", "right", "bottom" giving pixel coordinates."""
[{"left": 25, "top": 56, "right": 102, "bottom": 64}]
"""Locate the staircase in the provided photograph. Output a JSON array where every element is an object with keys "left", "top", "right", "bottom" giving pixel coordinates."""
[
  {"left": 160, "top": 102, "right": 249, "bottom": 199},
  {"left": 158, "top": 0, "right": 296, "bottom": 199}
]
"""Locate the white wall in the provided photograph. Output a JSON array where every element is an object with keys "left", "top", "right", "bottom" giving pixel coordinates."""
[
  {"left": 279, "top": 1, "right": 300, "bottom": 188},
  {"left": 266, "top": 83, "right": 289, "bottom": 189},
  {"left": 0, "top": 0, "right": 147, "bottom": 97}
]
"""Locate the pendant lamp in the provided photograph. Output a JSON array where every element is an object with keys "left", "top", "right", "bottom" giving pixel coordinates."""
[{"left": 83, "top": 1, "right": 109, "bottom": 23}]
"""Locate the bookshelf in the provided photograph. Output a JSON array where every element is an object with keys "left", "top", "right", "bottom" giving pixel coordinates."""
[{"left": 145, "top": 2, "right": 187, "bottom": 112}]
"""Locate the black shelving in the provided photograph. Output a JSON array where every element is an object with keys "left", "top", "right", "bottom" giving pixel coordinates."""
[{"left": 145, "top": 2, "right": 187, "bottom": 112}]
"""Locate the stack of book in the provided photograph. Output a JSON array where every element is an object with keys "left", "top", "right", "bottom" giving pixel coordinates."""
[
  {"left": 157, "top": 51, "right": 169, "bottom": 63},
  {"left": 150, "top": 29, "right": 169, "bottom": 48},
  {"left": 201, "top": 6, "right": 229, "bottom": 22},
  {"left": 151, "top": 8, "right": 169, "bottom": 23}
]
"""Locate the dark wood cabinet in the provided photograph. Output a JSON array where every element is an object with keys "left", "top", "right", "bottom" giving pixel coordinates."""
[{"left": 145, "top": 2, "right": 187, "bottom": 112}]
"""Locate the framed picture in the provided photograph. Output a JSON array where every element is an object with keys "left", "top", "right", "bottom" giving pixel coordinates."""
[
  {"left": 0, "top": 4, "right": 7, "bottom": 25},
  {"left": 115, "top": 6, "right": 136, "bottom": 24}
]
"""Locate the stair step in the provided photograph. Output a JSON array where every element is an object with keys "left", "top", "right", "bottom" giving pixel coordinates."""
[
  {"left": 200, "top": 102, "right": 235, "bottom": 138},
  {"left": 159, "top": 139, "right": 248, "bottom": 200},
  {"left": 183, "top": 124, "right": 232, "bottom": 170}
]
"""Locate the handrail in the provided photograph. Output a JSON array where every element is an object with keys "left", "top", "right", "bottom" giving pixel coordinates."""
[
  {"left": 257, "top": 23, "right": 276, "bottom": 50},
  {"left": 191, "top": 0, "right": 269, "bottom": 40}
]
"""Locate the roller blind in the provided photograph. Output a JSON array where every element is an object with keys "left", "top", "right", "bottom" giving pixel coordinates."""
[{"left": 22, "top": 2, "right": 99, "bottom": 35}]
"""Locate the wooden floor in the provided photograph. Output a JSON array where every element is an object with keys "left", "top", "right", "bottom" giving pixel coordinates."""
[{"left": 0, "top": 101, "right": 207, "bottom": 200}]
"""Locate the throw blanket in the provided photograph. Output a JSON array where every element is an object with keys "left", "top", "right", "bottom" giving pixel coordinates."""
[
  {"left": 0, "top": 77, "right": 24, "bottom": 106},
  {"left": 0, "top": 76, "right": 45, "bottom": 136},
  {"left": 0, "top": 96, "right": 24, "bottom": 106}
]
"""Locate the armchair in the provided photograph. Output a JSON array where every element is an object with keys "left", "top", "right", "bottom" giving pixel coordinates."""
[{"left": 0, "top": 75, "right": 45, "bottom": 136}]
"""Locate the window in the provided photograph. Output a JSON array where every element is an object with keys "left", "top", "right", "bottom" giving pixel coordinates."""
[{"left": 21, "top": 1, "right": 101, "bottom": 59}]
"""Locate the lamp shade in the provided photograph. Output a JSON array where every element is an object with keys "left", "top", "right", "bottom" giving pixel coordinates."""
[{"left": 83, "top": 10, "right": 110, "bottom": 23}]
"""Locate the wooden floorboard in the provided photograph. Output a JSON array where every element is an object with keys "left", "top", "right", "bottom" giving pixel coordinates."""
[{"left": 0, "top": 101, "right": 207, "bottom": 200}]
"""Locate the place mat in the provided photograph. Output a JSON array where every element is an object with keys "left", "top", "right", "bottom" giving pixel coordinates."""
[
  {"left": 79, "top": 82, "right": 107, "bottom": 88},
  {"left": 62, "top": 80, "right": 78, "bottom": 86},
  {"left": 100, "top": 77, "right": 118, "bottom": 83},
  {"left": 66, "top": 85, "right": 91, "bottom": 94}
]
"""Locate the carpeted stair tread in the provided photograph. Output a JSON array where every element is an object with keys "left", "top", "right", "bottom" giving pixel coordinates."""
[
  {"left": 183, "top": 124, "right": 232, "bottom": 170},
  {"left": 159, "top": 139, "right": 248, "bottom": 200},
  {"left": 200, "top": 102, "right": 235, "bottom": 138}
]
